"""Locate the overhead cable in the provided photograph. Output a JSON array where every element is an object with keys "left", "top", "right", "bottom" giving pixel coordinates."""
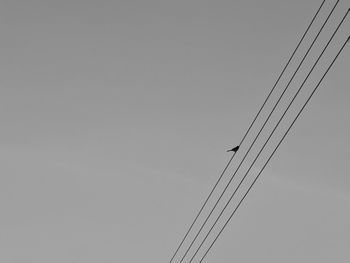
[
  {"left": 192, "top": 10, "right": 350, "bottom": 263},
  {"left": 168, "top": 1, "right": 326, "bottom": 262},
  {"left": 178, "top": 1, "right": 338, "bottom": 262},
  {"left": 198, "top": 33, "right": 350, "bottom": 263}
]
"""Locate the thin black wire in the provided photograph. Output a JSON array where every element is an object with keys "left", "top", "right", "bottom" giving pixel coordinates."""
[
  {"left": 190, "top": 9, "right": 349, "bottom": 261},
  {"left": 178, "top": 1, "right": 337, "bottom": 262},
  {"left": 167, "top": 1, "right": 326, "bottom": 262},
  {"left": 190, "top": 9, "right": 348, "bottom": 263},
  {"left": 168, "top": 154, "right": 237, "bottom": 263},
  {"left": 198, "top": 34, "right": 350, "bottom": 263}
]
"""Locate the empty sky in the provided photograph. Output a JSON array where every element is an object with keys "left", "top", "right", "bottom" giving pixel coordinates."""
[{"left": 1, "top": 0, "right": 349, "bottom": 262}]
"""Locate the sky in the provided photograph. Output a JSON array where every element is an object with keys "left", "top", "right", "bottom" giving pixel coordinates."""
[{"left": 0, "top": 0, "right": 349, "bottom": 262}]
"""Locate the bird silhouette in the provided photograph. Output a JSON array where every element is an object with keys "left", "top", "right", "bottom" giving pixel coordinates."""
[{"left": 227, "top": 145, "right": 239, "bottom": 153}]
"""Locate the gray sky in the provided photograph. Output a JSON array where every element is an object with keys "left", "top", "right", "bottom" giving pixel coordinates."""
[{"left": 1, "top": 0, "right": 349, "bottom": 262}]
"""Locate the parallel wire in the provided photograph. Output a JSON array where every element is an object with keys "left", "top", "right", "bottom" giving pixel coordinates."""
[
  {"left": 177, "top": 1, "right": 337, "bottom": 262},
  {"left": 167, "top": 1, "right": 326, "bottom": 261},
  {"left": 198, "top": 33, "right": 350, "bottom": 263},
  {"left": 190, "top": 10, "right": 350, "bottom": 263}
]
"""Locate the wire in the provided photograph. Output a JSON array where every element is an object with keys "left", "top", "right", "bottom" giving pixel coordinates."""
[
  {"left": 190, "top": 7, "right": 348, "bottom": 261},
  {"left": 190, "top": 8, "right": 348, "bottom": 261},
  {"left": 190, "top": 10, "right": 350, "bottom": 262},
  {"left": 168, "top": 0, "right": 326, "bottom": 262},
  {"left": 178, "top": 1, "right": 337, "bottom": 261},
  {"left": 168, "top": 0, "right": 327, "bottom": 259},
  {"left": 198, "top": 34, "right": 350, "bottom": 263}
]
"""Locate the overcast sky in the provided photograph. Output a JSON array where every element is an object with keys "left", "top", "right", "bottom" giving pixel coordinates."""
[{"left": 1, "top": 0, "right": 349, "bottom": 262}]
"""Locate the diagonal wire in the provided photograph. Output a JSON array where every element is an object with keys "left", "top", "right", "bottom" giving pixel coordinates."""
[
  {"left": 190, "top": 11, "right": 349, "bottom": 263},
  {"left": 169, "top": 0, "right": 326, "bottom": 261},
  {"left": 178, "top": 1, "right": 337, "bottom": 262},
  {"left": 167, "top": 1, "right": 326, "bottom": 262},
  {"left": 198, "top": 33, "right": 350, "bottom": 263}
]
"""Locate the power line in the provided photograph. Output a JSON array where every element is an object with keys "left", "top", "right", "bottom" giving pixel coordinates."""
[
  {"left": 190, "top": 9, "right": 348, "bottom": 260},
  {"left": 189, "top": 10, "right": 350, "bottom": 262},
  {"left": 198, "top": 34, "right": 349, "bottom": 263},
  {"left": 178, "top": 1, "right": 337, "bottom": 262},
  {"left": 168, "top": 1, "right": 326, "bottom": 262}
]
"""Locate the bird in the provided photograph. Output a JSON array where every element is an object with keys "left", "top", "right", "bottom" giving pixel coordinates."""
[{"left": 227, "top": 145, "right": 239, "bottom": 153}]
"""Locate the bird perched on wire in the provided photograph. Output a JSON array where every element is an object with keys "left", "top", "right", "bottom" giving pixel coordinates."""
[{"left": 227, "top": 145, "right": 239, "bottom": 153}]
